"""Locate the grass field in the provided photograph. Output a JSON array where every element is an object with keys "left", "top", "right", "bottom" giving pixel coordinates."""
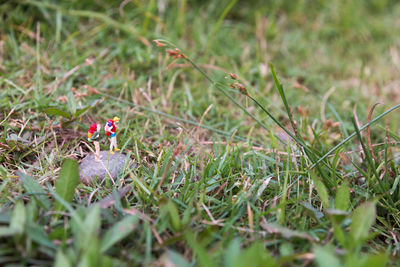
[{"left": 1, "top": 0, "right": 400, "bottom": 266}]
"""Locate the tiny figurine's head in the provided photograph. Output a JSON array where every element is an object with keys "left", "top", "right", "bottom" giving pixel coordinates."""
[{"left": 113, "top": 116, "right": 120, "bottom": 125}]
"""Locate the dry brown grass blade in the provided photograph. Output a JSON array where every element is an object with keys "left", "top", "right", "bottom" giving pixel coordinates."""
[
  {"left": 0, "top": 107, "right": 16, "bottom": 126},
  {"left": 194, "top": 103, "right": 213, "bottom": 139},
  {"left": 320, "top": 86, "right": 336, "bottom": 122},
  {"left": 247, "top": 202, "right": 254, "bottom": 231}
]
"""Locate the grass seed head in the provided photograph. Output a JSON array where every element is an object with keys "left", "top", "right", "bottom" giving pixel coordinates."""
[
  {"left": 323, "top": 119, "right": 340, "bottom": 130},
  {"left": 236, "top": 83, "right": 248, "bottom": 96},
  {"left": 230, "top": 82, "right": 248, "bottom": 96},
  {"left": 166, "top": 48, "right": 186, "bottom": 59},
  {"left": 153, "top": 40, "right": 166, "bottom": 47},
  {"left": 296, "top": 106, "right": 309, "bottom": 117},
  {"left": 229, "top": 73, "right": 238, "bottom": 80}
]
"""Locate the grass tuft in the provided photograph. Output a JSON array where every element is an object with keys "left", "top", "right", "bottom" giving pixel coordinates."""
[{"left": 0, "top": 0, "right": 399, "bottom": 266}]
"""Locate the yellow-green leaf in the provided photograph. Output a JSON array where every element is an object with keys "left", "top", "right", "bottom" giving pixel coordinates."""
[
  {"left": 335, "top": 181, "right": 350, "bottom": 211},
  {"left": 43, "top": 107, "right": 71, "bottom": 119},
  {"left": 350, "top": 201, "right": 376, "bottom": 245},
  {"left": 54, "top": 159, "right": 80, "bottom": 213},
  {"left": 310, "top": 172, "right": 330, "bottom": 209}
]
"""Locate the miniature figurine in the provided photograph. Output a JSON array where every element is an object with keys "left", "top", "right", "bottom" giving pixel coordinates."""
[
  {"left": 88, "top": 123, "right": 101, "bottom": 161},
  {"left": 104, "top": 116, "right": 120, "bottom": 154}
]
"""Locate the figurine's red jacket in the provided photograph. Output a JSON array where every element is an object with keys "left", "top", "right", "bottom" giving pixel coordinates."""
[
  {"left": 88, "top": 123, "right": 97, "bottom": 134},
  {"left": 105, "top": 119, "right": 116, "bottom": 136}
]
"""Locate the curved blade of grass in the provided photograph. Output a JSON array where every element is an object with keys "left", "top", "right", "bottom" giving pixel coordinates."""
[
  {"left": 270, "top": 63, "right": 297, "bottom": 136},
  {"left": 156, "top": 40, "right": 341, "bottom": 188},
  {"left": 351, "top": 118, "right": 394, "bottom": 206},
  {"left": 310, "top": 171, "right": 330, "bottom": 209},
  {"left": 26, "top": 223, "right": 57, "bottom": 249},
  {"left": 100, "top": 215, "right": 139, "bottom": 253},
  {"left": 155, "top": 40, "right": 398, "bottom": 188},
  {"left": 98, "top": 91, "right": 267, "bottom": 147},
  {"left": 18, "top": 172, "right": 50, "bottom": 210},
  {"left": 246, "top": 92, "right": 336, "bottom": 188},
  {"left": 246, "top": 94, "right": 303, "bottom": 149},
  {"left": 74, "top": 98, "right": 103, "bottom": 118},
  {"left": 214, "top": 82, "right": 286, "bottom": 145},
  {"left": 310, "top": 103, "right": 400, "bottom": 170},
  {"left": 154, "top": 39, "right": 286, "bottom": 144},
  {"left": 47, "top": 184, "right": 83, "bottom": 228},
  {"left": 204, "top": 0, "right": 238, "bottom": 55},
  {"left": 350, "top": 200, "right": 376, "bottom": 247},
  {"left": 184, "top": 230, "right": 215, "bottom": 267},
  {"left": 177, "top": 55, "right": 286, "bottom": 144},
  {"left": 156, "top": 40, "right": 339, "bottom": 154},
  {"left": 267, "top": 64, "right": 334, "bottom": 181},
  {"left": 53, "top": 159, "right": 80, "bottom": 213},
  {"left": 43, "top": 107, "right": 71, "bottom": 120},
  {"left": 25, "top": 0, "right": 138, "bottom": 36}
]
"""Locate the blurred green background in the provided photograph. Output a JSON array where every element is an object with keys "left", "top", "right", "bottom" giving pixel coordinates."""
[{"left": 0, "top": 0, "right": 400, "bottom": 266}]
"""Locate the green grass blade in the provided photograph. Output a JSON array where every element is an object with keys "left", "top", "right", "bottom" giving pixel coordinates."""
[
  {"left": 204, "top": 0, "right": 238, "bottom": 54},
  {"left": 53, "top": 159, "right": 80, "bottom": 213},
  {"left": 335, "top": 181, "right": 350, "bottom": 211},
  {"left": 26, "top": 0, "right": 138, "bottom": 36},
  {"left": 351, "top": 118, "right": 390, "bottom": 201},
  {"left": 47, "top": 184, "right": 83, "bottom": 228},
  {"left": 310, "top": 171, "right": 330, "bottom": 209},
  {"left": 43, "top": 107, "right": 71, "bottom": 120},
  {"left": 18, "top": 172, "right": 51, "bottom": 210},
  {"left": 310, "top": 103, "right": 400, "bottom": 169},
  {"left": 313, "top": 245, "right": 341, "bottom": 267},
  {"left": 55, "top": 249, "right": 72, "bottom": 267},
  {"left": 184, "top": 230, "right": 215, "bottom": 267},
  {"left": 349, "top": 201, "right": 376, "bottom": 248},
  {"left": 99, "top": 91, "right": 266, "bottom": 146},
  {"left": 26, "top": 223, "right": 57, "bottom": 249},
  {"left": 184, "top": 56, "right": 286, "bottom": 145},
  {"left": 100, "top": 215, "right": 139, "bottom": 253},
  {"left": 269, "top": 63, "right": 297, "bottom": 135},
  {"left": 10, "top": 201, "right": 26, "bottom": 234}
]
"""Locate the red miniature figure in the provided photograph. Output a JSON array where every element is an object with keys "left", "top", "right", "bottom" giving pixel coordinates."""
[
  {"left": 88, "top": 123, "right": 101, "bottom": 161},
  {"left": 104, "top": 117, "right": 120, "bottom": 154}
]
